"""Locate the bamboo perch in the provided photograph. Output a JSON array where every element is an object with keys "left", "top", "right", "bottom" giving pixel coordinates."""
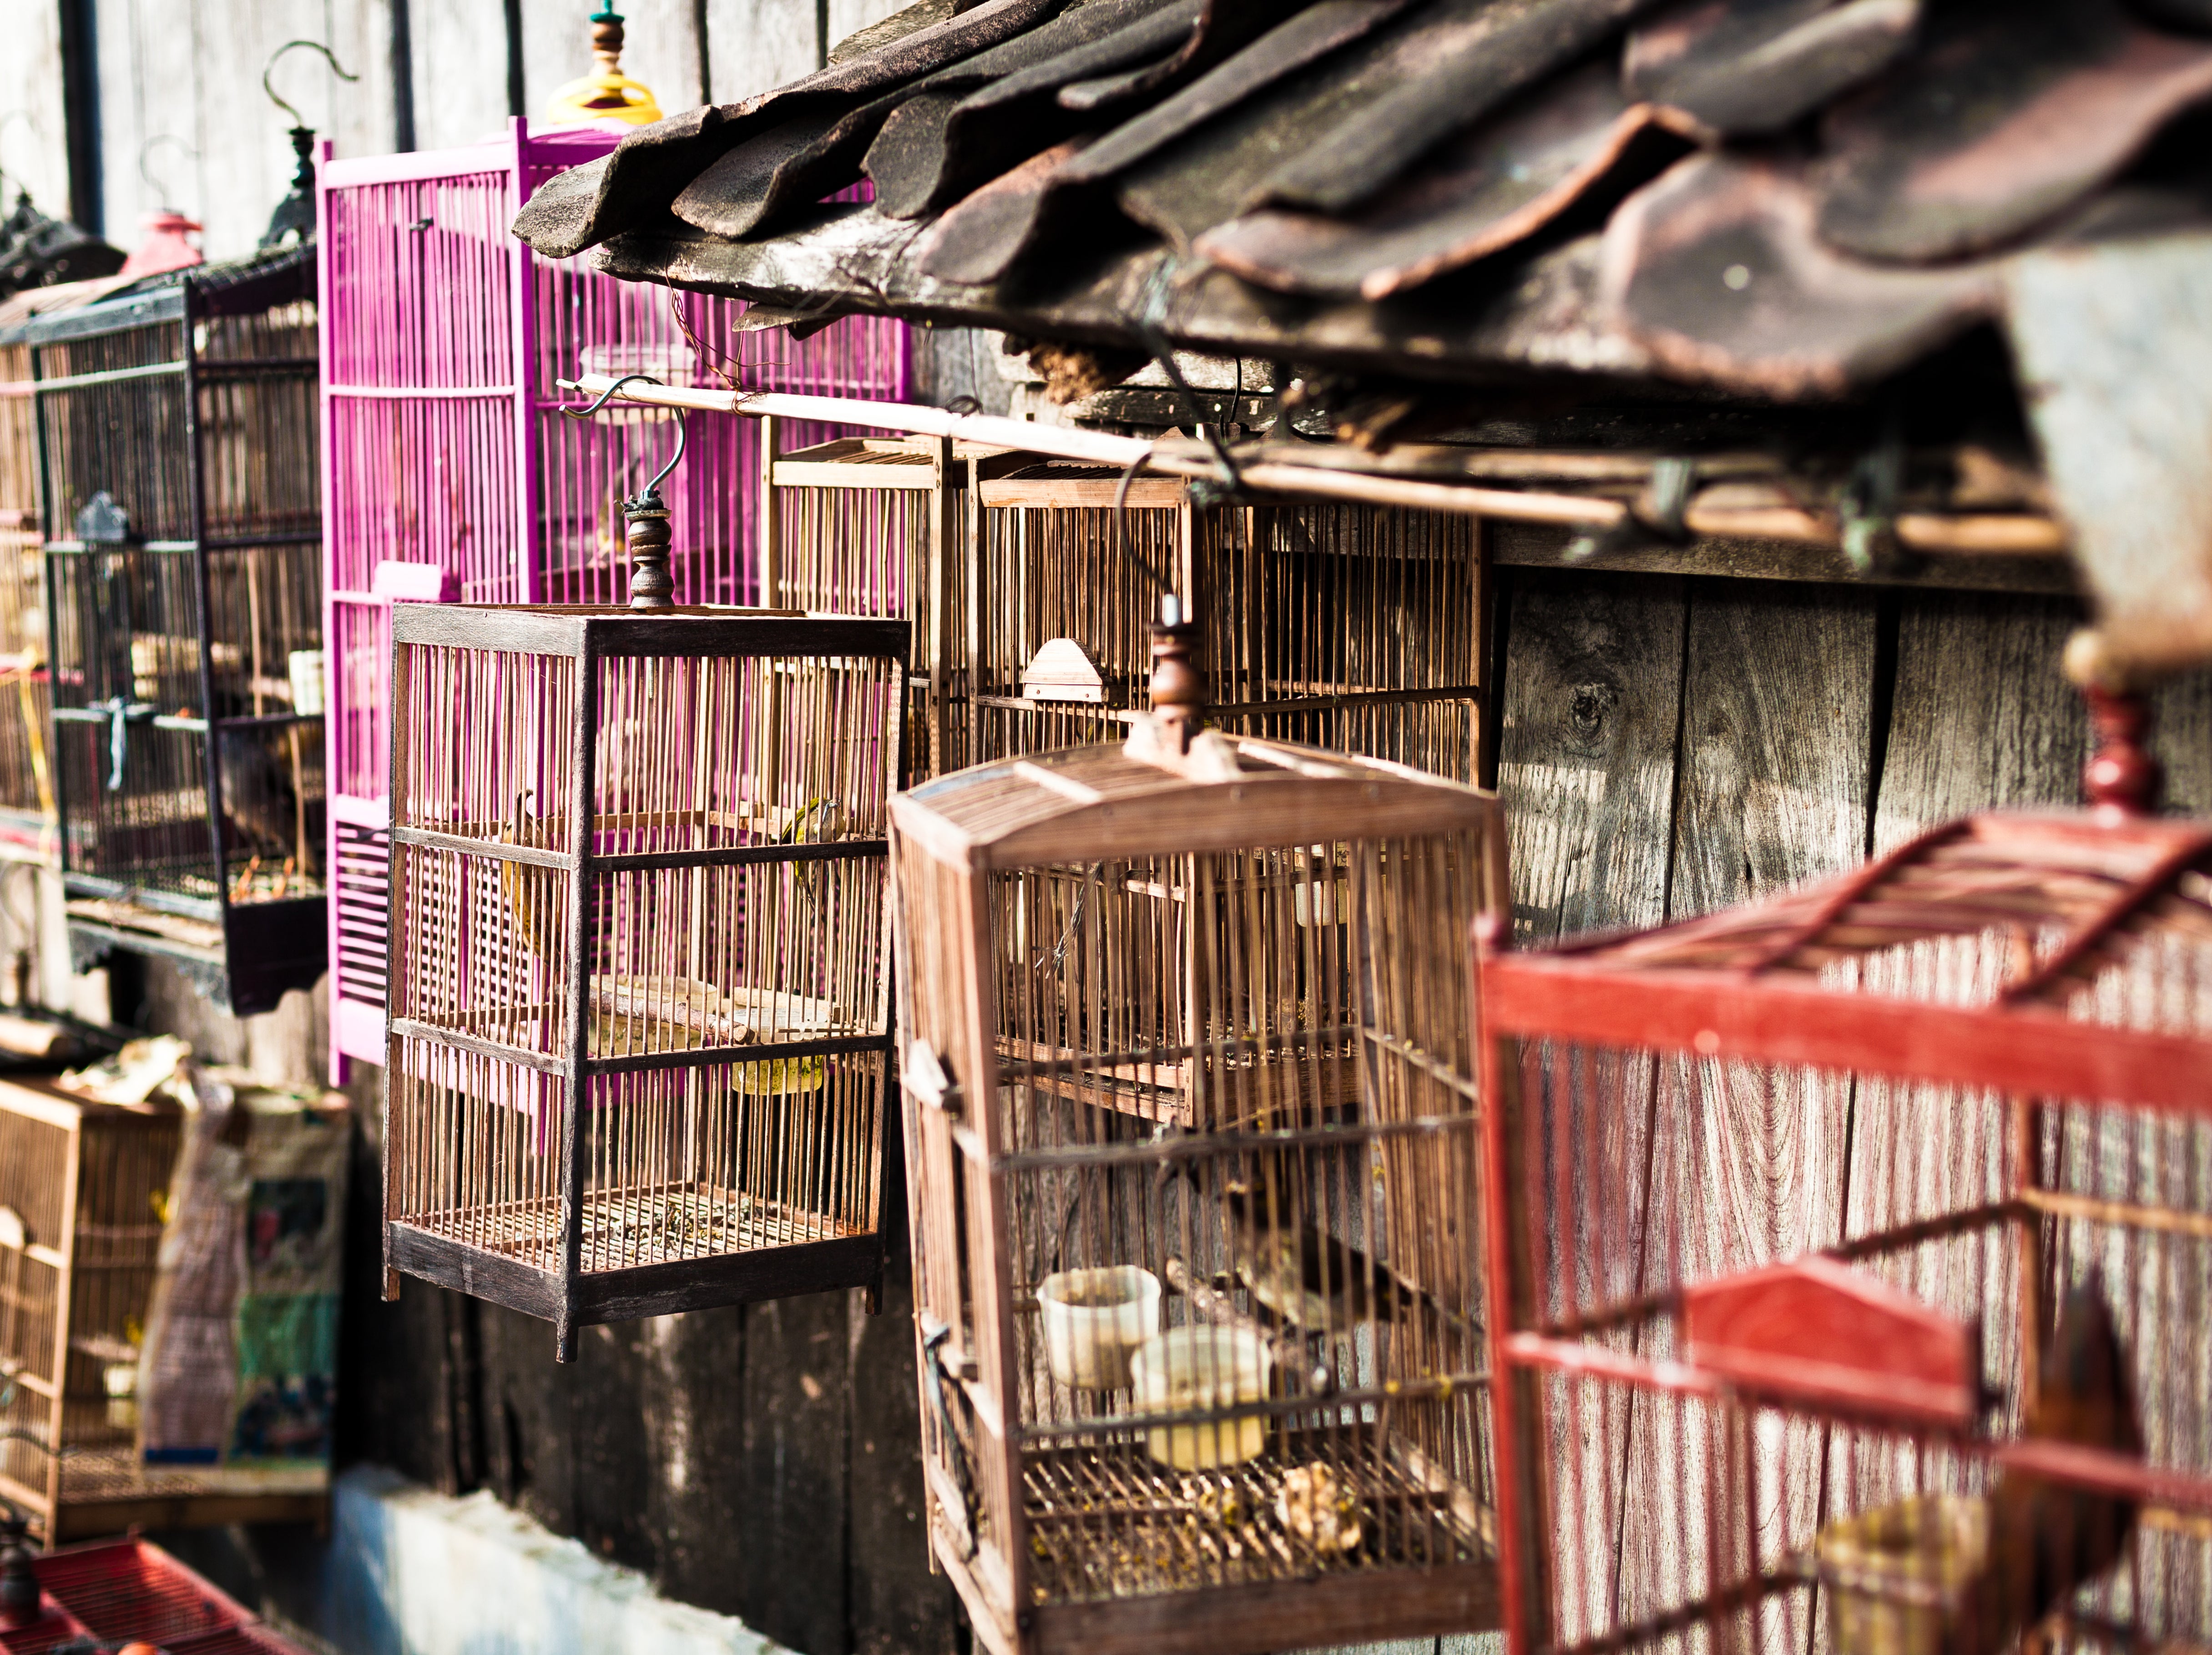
[{"left": 562, "top": 374, "right": 2069, "bottom": 557}]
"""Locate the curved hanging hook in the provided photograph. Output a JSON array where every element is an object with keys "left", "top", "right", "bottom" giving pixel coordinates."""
[
  {"left": 139, "top": 136, "right": 196, "bottom": 211},
  {"left": 262, "top": 40, "right": 359, "bottom": 128},
  {"left": 562, "top": 373, "right": 687, "bottom": 499}
]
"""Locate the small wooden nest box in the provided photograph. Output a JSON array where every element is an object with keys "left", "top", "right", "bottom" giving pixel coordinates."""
[
  {"left": 1478, "top": 802, "right": 2212, "bottom": 1655},
  {"left": 383, "top": 601, "right": 907, "bottom": 1358},
  {"left": 890, "top": 639, "right": 1508, "bottom": 1655}
]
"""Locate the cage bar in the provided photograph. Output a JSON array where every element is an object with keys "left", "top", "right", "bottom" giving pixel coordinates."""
[
  {"left": 758, "top": 420, "right": 961, "bottom": 777},
  {"left": 383, "top": 601, "right": 907, "bottom": 1357},
  {"left": 889, "top": 621, "right": 1508, "bottom": 1655},
  {"left": 1480, "top": 809, "right": 2212, "bottom": 1655},
  {"left": 21, "top": 249, "right": 324, "bottom": 1014},
  {"left": 318, "top": 123, "right": 910, "bottom": 1079}
]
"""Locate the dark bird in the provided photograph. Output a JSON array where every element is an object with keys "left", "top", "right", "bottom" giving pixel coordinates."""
[
  {"left": 1982, "top": 1275, "right": 2142, "bottom": 1647},
  {"left": 1176, "top": 1162, "right": 1475, "bottom": 1342}
]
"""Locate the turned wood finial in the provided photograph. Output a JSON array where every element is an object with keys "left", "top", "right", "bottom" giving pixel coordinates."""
[
  {"left": 624, "top": 487, "right": 674, "bottom": 611},
  {"left": 591, "top": 7, "right": 626, "bottom": 75},
  {"left": 1146, "top": 595, "right": 1205, "bottom": 756},
  {"left": 2066, "top": 628, "right": 2161, "bottom": 821}
]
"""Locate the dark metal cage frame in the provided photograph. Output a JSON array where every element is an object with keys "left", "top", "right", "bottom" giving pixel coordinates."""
[
  {"left": 23, "top": 249, "right": 323, "bottom": 1014},
  {"left": 382, "top": 602, "right": 909, "bottom": 1359}
]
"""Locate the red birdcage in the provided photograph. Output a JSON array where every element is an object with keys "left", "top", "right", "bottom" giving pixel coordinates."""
[
  {"left": 1478, "top": 692, "right": 2212, "bottom": 1655},
  {"left": 0, "top": 1534, "right": 307, "bottom": 1654}
]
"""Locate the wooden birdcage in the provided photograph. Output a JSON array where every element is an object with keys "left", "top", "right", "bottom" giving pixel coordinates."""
[
  {"left": 758, "top": 419, "right": 962, "bottom": 777},
  {"left": 0, "top": 1070, "right": 338, "bottom": 1544},
  {"left": 962, "top": 466, "right": 1483, "bottom": 782},
  {"left": 1478, "top": 701, "right": 2212, "bottom": 1655},
  {"left": 382, "top": 500, "right": 909, "bottom": 1358},
  {"left": 25, "top": 249, "right": 323, "bottom": 1014},
  {"left": 890, "top": 614, "right": 1507, "bottom": 1655}
]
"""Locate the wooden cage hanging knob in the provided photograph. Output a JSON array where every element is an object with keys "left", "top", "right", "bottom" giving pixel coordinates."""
[
  {"left": 2066, "top": 628, "right": 2161, "bottom": 821},
  {"left": 1146, "top": 595, "right": 1205, "bottom": 756},
  {"left": 623, "top": 489, "right": 675, "bottom": 611},
  {"left": 2084, "top": 684, "right": 2161, "bottom": 821}
]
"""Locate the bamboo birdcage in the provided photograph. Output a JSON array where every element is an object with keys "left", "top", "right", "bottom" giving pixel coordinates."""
[
  {"left": 0, "top": 1068, "right": 341, "bottom": 1545},
  {"left": 24, "top": 248, "right": 323, "bottom": 1014},
  {"left": 890, "top": 615, "right": 1508, "bottom": 1655},
  {"left": 382, "top": 493, "right": 909, "bottom": 1357},
  {"left": 758, "top": 419, "right": 962, "bottom": 777},
  {"left": 962, "top": 464, "right": 1483, "bottom": 782},
  {"left": 1478, "top": 703, "right": 2212, "bottom": 1655},
  {"left": 317, "top": 122, "right": 910, "bottom": 1078}
]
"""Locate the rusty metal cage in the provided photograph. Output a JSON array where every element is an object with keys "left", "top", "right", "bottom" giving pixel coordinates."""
[
  {"left": 961, "top": 467, "right": 1483, "bottom": 782},
  {"left": 1479, "top": 809, "right": 2212, "bottom": 1655},
  {"left": 382, "top": 603, "right": 907, "bottom": 1358},
  {"left": 889, "top": 649, "right": 1507, "bottom": 1655},
  {"left": 24, "top": 250, "right": 323, "bottom": 1013},
  {"left": 758, "top": 421, "right": 963, "bottom": 777}
]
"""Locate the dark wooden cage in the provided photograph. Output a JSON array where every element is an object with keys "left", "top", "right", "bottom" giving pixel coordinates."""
[
  {"left": 962, "top": 469, "right": 1484, "bottom": 783},
  {"left": 382, "top": 603, "right": 907, "bottom": 1358},
  {"left": 890, "top": 657, "right": 1507, "bottom": 1655},
  {"left": 21, "top": 249, "right": 324, "bottom": 1014},
  {"left": 0, "top": 310, "right": 52, "bottom": 830},
  {"left": 1480, "top": 808, "right": 2212, "bottom": 1655}
]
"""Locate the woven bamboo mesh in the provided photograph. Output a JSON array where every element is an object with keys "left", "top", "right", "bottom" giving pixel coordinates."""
[
  {"left": 384, "top": 609, "right": 904, "bottom": 1351},
  {"left": 959, "top": 472, "right": 1482, "bottom": 782},
  {"left": 31, "top": 257, "right": 323, "bottom": 954},
  {"left": 1482, "top": 813, "right": 2212, "bottom": 1655},
  {"left": 0, "top": 1086, "right": 180, "bottom": 1540},
  {"left": 893, "top": 723, "right": 1505, "bottom": 1652}
]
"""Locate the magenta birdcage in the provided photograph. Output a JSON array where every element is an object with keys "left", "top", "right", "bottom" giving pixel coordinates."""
[{"left": 317, "top": 119, "right": 909, "bottom": 1081}]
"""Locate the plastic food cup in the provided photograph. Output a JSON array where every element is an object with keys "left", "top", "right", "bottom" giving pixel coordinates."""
[
  {"left": 1038, "top": 1266, "right": 1162, "bottom": 1390},
  {"left": 1132, "top": 1325, "right": 1272, "bottom": 1470}
]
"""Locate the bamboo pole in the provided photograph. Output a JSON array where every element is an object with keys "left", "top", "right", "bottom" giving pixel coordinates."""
[{"left": 560, "top": 374, "right": 2069, "bottom": 558}]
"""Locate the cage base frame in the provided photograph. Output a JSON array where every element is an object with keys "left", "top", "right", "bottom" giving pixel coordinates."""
[
  {"left": 65, "top": 890, "right": 327, "bottom": 1016},
  {"left": 0, "top": 1465, "right": 328, "bottom": 1545},
  {"left": 937, "top": 1527, "right": 1499, "bottom": 1655},
  {"left": 387, "top": 1221, "right": 884, "bottom": 1327}
]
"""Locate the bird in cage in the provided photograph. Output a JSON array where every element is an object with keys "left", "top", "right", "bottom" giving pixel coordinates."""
[
  {"left": 219, "top": 728, "right": 309, "bottom": 876},
  {"left": 1819, "top": 1279, "right": 2142, "bottom": 1655},
  {"left": 1172, "top": 1158, "right": 1475, "bottom": 1343},
  {"left": 1984, "top": 1276, "right": 2142, "bottom": 1648}
]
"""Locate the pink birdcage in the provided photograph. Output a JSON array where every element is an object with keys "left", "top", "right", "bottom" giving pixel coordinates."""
[{"left": 317, "top": 118, "right": 909, "bottom": 1082}]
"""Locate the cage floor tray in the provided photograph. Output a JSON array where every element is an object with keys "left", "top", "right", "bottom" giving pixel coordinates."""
[
  {"left": 405, "top": 1181, "right": 864, "bottom": 1272},
  {"left": 1020, "top": 1434, "right": 1492, "bottom": 1605}
]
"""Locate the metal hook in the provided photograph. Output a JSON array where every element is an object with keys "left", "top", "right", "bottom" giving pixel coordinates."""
[
  {"left": 562, "top": 373, "right": 687, "bottom": 500},
  {"left": 263, "top": 40, "right": 359, "bottom": 129},
  {"left": 138, "top": 136, "right": 196, "bottom": 211}
]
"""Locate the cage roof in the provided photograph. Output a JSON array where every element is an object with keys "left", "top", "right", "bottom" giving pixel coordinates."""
[
  {"left": 1536, "top": 811, "right": 2212, "bottom": 1013},
  {"left": 891, "top": 732, "right": 1498, "bottom": 869},
  {"left": 7, "top": 242, "right": 316, "bottom": 345}
]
